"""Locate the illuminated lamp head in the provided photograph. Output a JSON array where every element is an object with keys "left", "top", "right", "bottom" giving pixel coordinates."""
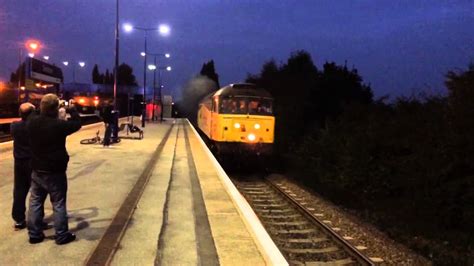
[{"left": 26, "top": 40, "right": 40, "bottom": 51}]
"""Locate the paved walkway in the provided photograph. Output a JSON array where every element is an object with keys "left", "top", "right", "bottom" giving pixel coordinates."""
[{"left": 0, "top": 119, "right": 283, "bottom": 265}]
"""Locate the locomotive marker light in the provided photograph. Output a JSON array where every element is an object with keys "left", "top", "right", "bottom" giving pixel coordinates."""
[
  {"left": 234, "top": 123, "right": 241, "bottom": 129},
  {"left": 248, "top": 134, "right": 256, "bottom": 142},
  {"left": 254, "top": 123, "right": 261, "bottom": 129}
]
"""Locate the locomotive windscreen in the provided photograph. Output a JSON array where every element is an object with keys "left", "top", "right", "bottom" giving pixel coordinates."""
[{"left": 219, "top": 97, "right": 273, "bottom": 115}]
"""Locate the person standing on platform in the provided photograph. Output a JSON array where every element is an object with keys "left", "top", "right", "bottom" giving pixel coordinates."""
[
  {"left": 10, "top": 102, "right": 35, "bottom": 230},
  {"left": 26, "top": 93, "right": 81, "bottom": 245},
  {"left": 102, "top": 101, "right": 113, "bottom": 147}
]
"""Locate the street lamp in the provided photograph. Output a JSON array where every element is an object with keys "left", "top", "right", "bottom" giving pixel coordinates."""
[
  {"left": 63, "top": 61, "right": 86, "bottom": 82},
  {"left": 17, "top": 40, "right": 41, "bottom": 104},
  {"left": 145, "top": 52, "right": 171, "bottom": 121},
  {"left": 43, "top": 55, "right": 50, "bottom": 60},
  {"left": 146, "top": 64, "right": 172, "bottom": 122},
  {"left": 123, "top": 23, "right": 171, "bottom": 127}
]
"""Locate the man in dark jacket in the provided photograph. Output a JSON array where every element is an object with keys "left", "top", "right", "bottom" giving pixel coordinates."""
[
  {"left": 27, "top": 93, "right": 81, "bottom": 245},
  {"left": 10, "top": 102, "right": 35, "bottom": 230},
  {"left": 102, "top": 102, "right": 113, "bottom": 146}
]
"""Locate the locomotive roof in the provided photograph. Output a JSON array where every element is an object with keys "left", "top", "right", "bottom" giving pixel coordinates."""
[{"left": 214, "top": 83, "right": 272, "bottom": 98}]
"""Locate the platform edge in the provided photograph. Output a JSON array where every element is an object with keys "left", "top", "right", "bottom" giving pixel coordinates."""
[{"left": 186, "top": 119, "right": 288, "bottom": 266}]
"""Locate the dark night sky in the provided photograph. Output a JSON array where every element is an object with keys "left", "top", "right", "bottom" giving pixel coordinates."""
[{"left": 0, "top": 0, "right": 473, "bottom": 99}]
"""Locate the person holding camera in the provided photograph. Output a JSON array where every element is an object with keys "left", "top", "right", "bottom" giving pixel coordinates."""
[{"left": 26, "top": 93, "right": 81, "bottom": 245}]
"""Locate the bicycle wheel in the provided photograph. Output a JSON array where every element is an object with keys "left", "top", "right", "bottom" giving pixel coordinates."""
[{"left": 80, "top": 138, "right": 98, "bottom": 144}]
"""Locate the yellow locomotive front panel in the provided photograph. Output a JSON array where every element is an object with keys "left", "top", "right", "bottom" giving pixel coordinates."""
[{"left": 212, "top": 115, "right": 274, "bottom": 143}]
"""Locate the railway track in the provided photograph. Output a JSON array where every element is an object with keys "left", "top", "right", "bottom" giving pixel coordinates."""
[{"left": 234, "top": 177, "right": 375, "bottom": 265}]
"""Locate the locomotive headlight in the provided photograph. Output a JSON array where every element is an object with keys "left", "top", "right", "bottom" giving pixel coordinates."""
[
  {"left": 248, "top": 134, "right": 256, "bottom": 141},
  {"left": 234, "top": 123, "right": 241, "bottom": 129},
  {"left": 254, "top": 123, "right": 261, "bottom": 129}
]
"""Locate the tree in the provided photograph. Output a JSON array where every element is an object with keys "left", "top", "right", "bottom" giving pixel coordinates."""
[
  {"left": 104, "top": 69, "right": 112, "bottom": 85},
  {"left": 117, "top": 63, "right": 138, "bottom": 86},
  {"left": 92, "top": 64, "right": 101, "bottom": 84},
  {"left": 200, "top": 60, "right": 220, "bottom": 88}
]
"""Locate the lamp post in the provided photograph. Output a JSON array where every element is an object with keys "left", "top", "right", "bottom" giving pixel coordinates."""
[
  {"left": 145, "top": 52, "right": 170, "bottom": 121},
  {"left": 148, "top": 64, "right": 172, "bottom": 122},
  {"left": 114, "top": 0, "right": 119, "bottom": 111},
  {"left": 158, "top": 66, "right": 172, "bottom": 121},
  {"left": 123, "top": 23, "right": 170, "bottom": 127}
]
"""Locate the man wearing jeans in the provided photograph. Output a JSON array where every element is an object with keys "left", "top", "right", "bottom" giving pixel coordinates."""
[{"left": 27, "top": 94, "right": 81, "bottom": 245}]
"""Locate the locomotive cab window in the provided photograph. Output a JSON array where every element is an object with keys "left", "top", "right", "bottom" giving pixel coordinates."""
[
  {"left": 248, "top": 98, "right": 273, "bottom": 115},
  {"left": 220, "top": 97, "right": 247, "bottom": 114},
  {"left": 219, "top": 97, "right": 273, "bottom": 115}
]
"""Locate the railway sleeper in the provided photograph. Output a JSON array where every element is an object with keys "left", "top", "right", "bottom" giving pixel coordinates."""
[
  {"left": 275, "top": 228, "right": 317, "bottom": 234},
  {"left": 242, "top": 191, "right": 269, "bottom": 195},
  {"left": 260, "top": 214, "right": 300, "bottom": 219},
  {"left": 252, "top": 203, "right": 289, "bottom": 208},
  {"left": 250, "top": 198, "right": 282, "bottom": 203},
  {"left": 282, "top": 237, "right": 328, "bottom": 244},
  {"left": 283, "top": 246, "right": 339, "bottom": 254},
  {"left": 255, "top": 208, "right": 294, "bottom": 213},
  {"left": 303, "top": 258, "right": 355, "bottom": 265},
  {"left": 266, "top": 221, "right": 309, "bottom": 226}
]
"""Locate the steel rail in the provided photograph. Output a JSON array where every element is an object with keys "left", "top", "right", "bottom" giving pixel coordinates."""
[{"left": 264, "top": 177, "right": 375, "bottom": 266}]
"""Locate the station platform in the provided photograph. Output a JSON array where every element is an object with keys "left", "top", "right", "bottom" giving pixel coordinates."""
[{"left": 0, "top": 119, "right": 286, "bottom": 265}]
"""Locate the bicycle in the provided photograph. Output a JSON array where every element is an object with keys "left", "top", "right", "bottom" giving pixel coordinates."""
[{"left": 80, "top": 130, "right": 102, "bottom": 144}]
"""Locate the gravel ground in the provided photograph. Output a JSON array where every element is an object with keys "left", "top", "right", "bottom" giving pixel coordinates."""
[{"left": 267, "top": 174, "right": 432, "bottom": 265}]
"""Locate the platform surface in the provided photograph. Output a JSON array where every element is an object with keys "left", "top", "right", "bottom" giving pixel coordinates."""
[{"left": 0, "top": 119, "right": 282, "bottom": 265}]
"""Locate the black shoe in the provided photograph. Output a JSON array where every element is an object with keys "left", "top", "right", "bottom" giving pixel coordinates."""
[
  {"left": 14, "top": 221, "right": 27, "bottom": 231},
  {"left": 55, "top": 233, "right": 76, "bottom": 245},
  {"left": 29, "top": 234, "right": 45, "bottom": 244}
]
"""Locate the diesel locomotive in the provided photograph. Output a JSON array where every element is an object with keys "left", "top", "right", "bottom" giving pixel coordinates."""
[{"left": 197, "top": 83, "right": 275, "bottom": 155}]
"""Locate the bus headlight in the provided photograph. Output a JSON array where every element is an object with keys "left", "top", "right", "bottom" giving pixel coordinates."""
[
  {"left": 234, "top": 123, "right": 241, "bottom": 129},
  {"left": 248, "top": 134, "right": 256, "bottom": 141},
  {"left": 254, "top": 123, "right": 261, "bottom": 129}
]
